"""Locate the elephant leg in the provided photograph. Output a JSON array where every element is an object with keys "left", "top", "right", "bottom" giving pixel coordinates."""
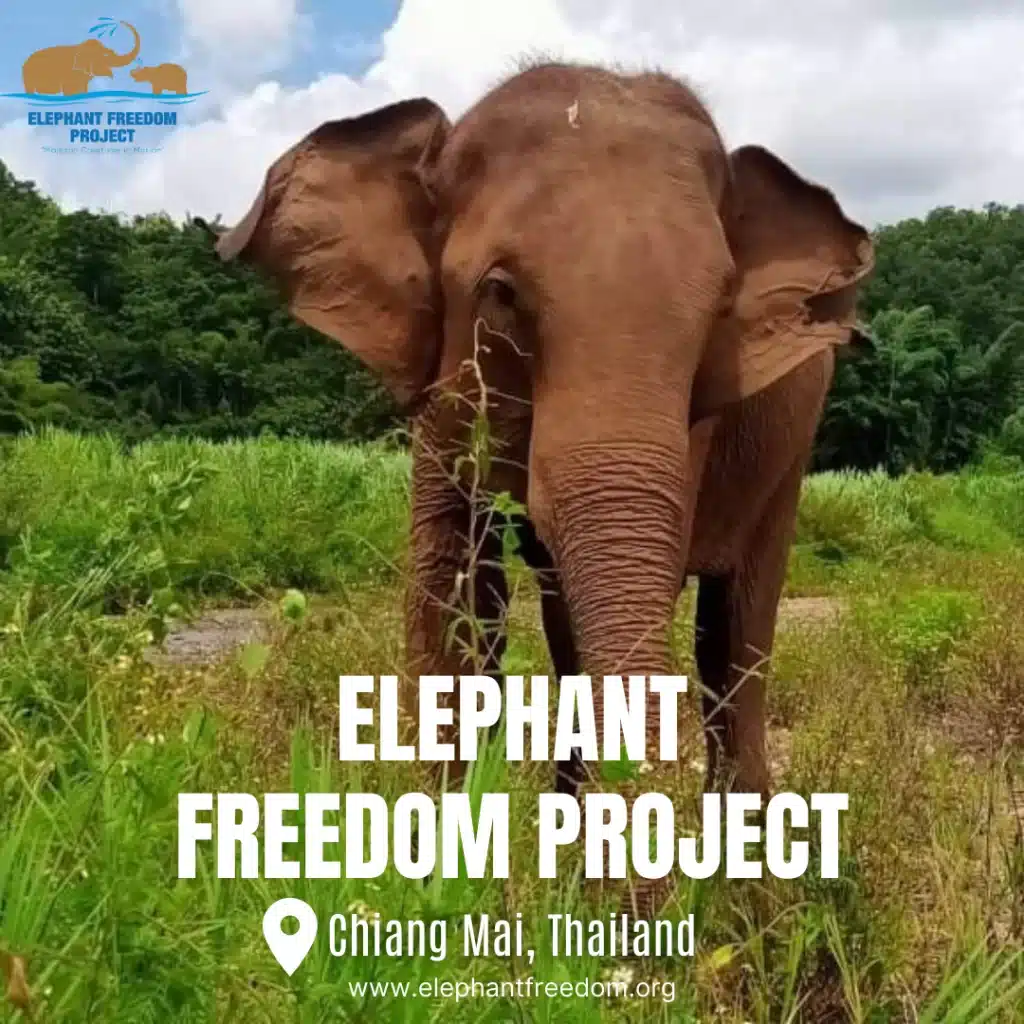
[
  {"left": 540, "top": 572, "right": 585, "bottom": 797},
  {"left": 64, "top": 72, "right": 89, "bottom": 96},
  {"left": 406, "top": 443, "right": 510, "bottom": 793},
  {"left": 697, "top": 458, "right": 805, "bottom": 797},
  {"left": 695, "top": 573, "right": 741, "bottom": 789},
  {"left": 510, "top": 515, "right": 584, "bottom": 797}
]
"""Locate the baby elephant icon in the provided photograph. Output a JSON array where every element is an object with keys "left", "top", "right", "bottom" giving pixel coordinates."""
[{"left": 131, "top": 63, "right": 188, "bottom": 96}]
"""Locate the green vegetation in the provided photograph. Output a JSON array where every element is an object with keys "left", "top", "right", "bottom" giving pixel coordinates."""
[
  {"left": 3, "top": 145, "right": 1024, "bottom": 1021},
  {"left": 2, "top": 161, "right": 1024, "bottom": 472},
  {"left": 817, "top": 205, "right": 1024, "bottom": 473},
  {"left": 0, "top": 163, "right": 399, "bottom": 444},
  {"left": 2, "top": 433, "right": 1023, "bottom": 1021}
]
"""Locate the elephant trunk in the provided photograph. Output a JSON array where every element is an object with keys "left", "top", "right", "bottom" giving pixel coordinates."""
[
  {"left": 532, "top": 439, "right": 690, "bottom": 756},
  {"left": 109, "top": 22, "right": 141, "bottom": 67},
  {"left": 531, "top": 438, "right": 691, "bottom": 914}
]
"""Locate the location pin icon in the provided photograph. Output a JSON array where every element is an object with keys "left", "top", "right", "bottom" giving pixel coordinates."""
[{"left": 263, "top": 898, "right": 318, "bottom": 976}]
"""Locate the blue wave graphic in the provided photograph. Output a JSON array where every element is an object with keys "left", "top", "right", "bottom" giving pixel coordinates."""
[{"left": 0, "top": 89, "right": 208, "bottom": 106}]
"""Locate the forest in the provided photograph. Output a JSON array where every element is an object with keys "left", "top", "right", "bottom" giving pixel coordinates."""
[{"left": 2, "top": 158, "right": 1023, "bottom": 474}]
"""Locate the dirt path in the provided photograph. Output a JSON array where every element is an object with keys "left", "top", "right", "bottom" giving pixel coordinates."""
[
  {"left": 776, "top": 595, "right": 845, "bottom": 627},
  {"left": 145, "top": 596, "right": 845, "bottom": 668},
  {"left": 143, "top": 607, "right": 269, "bottom": 667}
]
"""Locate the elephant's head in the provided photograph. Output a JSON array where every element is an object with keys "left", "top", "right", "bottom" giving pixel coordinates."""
[
  {"left": 214, "top": 64, "right": 872, "bottom": 694},
  {"left": 74, "top": 21, "right": 141, "bottom": 78}
]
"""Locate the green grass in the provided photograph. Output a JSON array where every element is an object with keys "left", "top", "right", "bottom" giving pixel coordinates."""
[
  {"left": 0, "top": 431, "right": 410, "bottom": 606},
  {"left": 2, "top": 429, "right": 1024, "bottom": 1022}
]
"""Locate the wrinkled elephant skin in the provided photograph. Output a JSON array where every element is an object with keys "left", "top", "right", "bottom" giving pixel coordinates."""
[{"left": 212, "top": 62, "right": 875, "bottom": 914}]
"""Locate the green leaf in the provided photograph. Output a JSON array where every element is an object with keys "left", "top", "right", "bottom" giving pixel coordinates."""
[
  {"left": 600, "top": 749, "right": 639, "bottom": 784},
  {"left": 706, "top": 944, "right": 736, "bottom": 971},
  {"left": 279, "top": 588, "right": 307, "bottom": 623}
]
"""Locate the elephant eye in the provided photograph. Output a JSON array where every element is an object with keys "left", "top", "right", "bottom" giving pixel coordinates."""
[{"left": 479, "top": 267, "right": 517, "bottom": 309}]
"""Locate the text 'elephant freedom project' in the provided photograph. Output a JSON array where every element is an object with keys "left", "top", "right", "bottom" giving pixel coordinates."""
[
  {"left": 177, "top": 674, "right": 849, "bottom": 883},
  {"left": 27, "top": 109, "right": 178, "bottom": 145}
]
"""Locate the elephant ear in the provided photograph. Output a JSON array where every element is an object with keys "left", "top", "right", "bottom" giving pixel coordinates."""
[
  {"left": 215, "top": 98, "right": 451, "bottom": 410},
  {"left": 693, "top": 145, "right": 875, "bottom": 419}
]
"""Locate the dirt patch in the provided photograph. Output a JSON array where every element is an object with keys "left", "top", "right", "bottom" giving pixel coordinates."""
[
  {"left": 146, "top": 595, "right": 847, "bottom": 669},
  {"left": 144, "top": 607, "right": 268, "bottom": 667},
  {"left": 777, "top": 596, "right": 844, "bottom": 628}
]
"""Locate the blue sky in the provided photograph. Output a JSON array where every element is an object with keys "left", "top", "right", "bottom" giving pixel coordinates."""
[
  {"left": 0, "top": 1, "right": 1021, "bottom": 225},
  {"left": 3, "top": 1, "right": 400, "bottom": 94}
]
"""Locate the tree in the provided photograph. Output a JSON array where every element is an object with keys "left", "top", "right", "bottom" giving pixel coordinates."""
[
  {"left": 0, "top": 356, "right": 87, "bottom": 432},
  {"left": 0, "top": 157, "right": 1020, "bottom": 471}
]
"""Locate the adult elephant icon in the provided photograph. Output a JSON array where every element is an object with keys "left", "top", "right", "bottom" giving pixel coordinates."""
[
  {"left": 22, "top": 21, "right": 141, "bottom": 96},
  {"left": 213, "top": 61, "right": 873, "bottom": 904}
]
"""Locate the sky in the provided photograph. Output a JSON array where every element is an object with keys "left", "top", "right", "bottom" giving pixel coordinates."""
[{"left": 1, "top": 0, "right": 1022, "bottom": 228}]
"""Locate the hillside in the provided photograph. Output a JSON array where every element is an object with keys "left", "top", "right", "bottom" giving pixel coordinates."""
[{"left": 2, "top": 162, "right": 1023, "bottom": 473}]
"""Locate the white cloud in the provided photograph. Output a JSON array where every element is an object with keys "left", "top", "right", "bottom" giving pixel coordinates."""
[
  {"left": 1, "top": 0, "right": 1022, "bottom": 227},
  {"left": 176, "top": 0, "right": 304, "bottom": 79}
]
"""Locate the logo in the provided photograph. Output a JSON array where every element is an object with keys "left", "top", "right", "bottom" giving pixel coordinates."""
[{"left": 1, "top": 17, "right": 208, "bottom": 155}]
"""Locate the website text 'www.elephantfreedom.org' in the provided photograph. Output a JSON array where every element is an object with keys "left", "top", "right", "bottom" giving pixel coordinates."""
[{"left": 348, "top": 975, "right": 677, "bottom": 1004}]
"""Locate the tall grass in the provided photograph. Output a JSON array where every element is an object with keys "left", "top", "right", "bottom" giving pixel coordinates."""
[
  {"left": 0, "top": 431, "right": 411, "bottom": 609},
  {"left": 3, "top": 429, "right": 1023, "bottom": 608},
  {"left": 1, "top": 430, "right": 1023, "bottom": 1021}
]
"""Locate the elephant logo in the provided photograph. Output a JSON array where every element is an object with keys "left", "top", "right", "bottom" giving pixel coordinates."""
[
  {"left": 22, "top": 19, "right": 142, "bottom": 97},
  {"left": 3, "top": 17, "right": 205, "bottom": 104},
  {"left": 130, "top": 63, "right": 189, "bottom": 97}
]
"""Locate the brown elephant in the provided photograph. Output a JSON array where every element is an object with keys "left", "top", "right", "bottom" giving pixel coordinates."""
[
  {"left": 210, "top": 61, "right": 873, "bottom": 901},
  {"left": 22, "top": 22, "right": 141, "bottom": 96},
  {"left": 131, "top": 63, "right": 188, "bottom": 96}
]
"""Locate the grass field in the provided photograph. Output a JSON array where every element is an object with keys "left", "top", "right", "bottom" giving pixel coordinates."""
[{"left": 2, "top": 429, "right": 1024, "bottom": 1022}]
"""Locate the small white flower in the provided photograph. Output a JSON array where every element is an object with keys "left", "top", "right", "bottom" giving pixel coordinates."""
[{"left": 610, "top": 965, "right": 634, "bottom": 986}]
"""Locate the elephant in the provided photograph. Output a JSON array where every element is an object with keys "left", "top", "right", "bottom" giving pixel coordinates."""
[
  {"left": 22, "top": 21, "right": 141, "bottom": 96},
  {"left": 131, "top": 63, "right": 188, "bottom": 96},
  {"left": 209, "top": 61, "right": 874, "bottom": 908}
]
